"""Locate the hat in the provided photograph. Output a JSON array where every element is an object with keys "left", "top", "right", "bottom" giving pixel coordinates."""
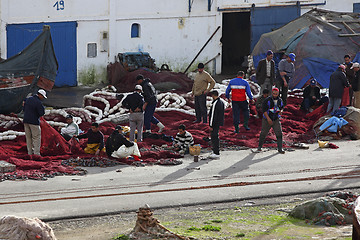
[
  {"left": 136, "top": 74, "right": 144, "bottom": 81},
  {"left": 339, "top": 64, "right": 346, "bottom": 70},
  {"left": 65, "top": 114, "right": 73, "bottom": 119},
  {"left": 288, "top": 53, "right": 296, "bottom": 61},
  {"left": 197, "top": 63, "right": 204, "bottom": 69},
  {"left": 135, "top": 85, "right": 143, "bottom": 91},
  {"left": 115, "top": 125, "right": 123, "bottom": 131},
  {"left": 266, "top": 50, "right": 273, "bottom": 56},
  {"left": 37, "top": 89, "right": 47, "bottom": 99},
  {"left": 272, "top": 87, "right": 280, "bottom": 92},
  {"left": 351, "top": 62, "right": 360, "bottom": 69},
  {"left": 310, "top": 79, "right": 317, "bottom": 86}
]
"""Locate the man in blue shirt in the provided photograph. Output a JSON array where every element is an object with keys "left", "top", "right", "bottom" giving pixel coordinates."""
[{"left": 23, "top": 89, "right": 47, "bottom": 156}]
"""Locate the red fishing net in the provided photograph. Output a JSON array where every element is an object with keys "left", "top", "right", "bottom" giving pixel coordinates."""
[{"left": 0, "top": 94, "right": 324, "bottom": 181}]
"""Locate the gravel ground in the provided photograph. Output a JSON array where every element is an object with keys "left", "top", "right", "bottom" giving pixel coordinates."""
[{"left": 49, "top": 191, "right": 355, "bottom": 240}]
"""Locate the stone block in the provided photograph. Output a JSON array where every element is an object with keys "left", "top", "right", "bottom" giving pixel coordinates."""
[{"left": 0, "top": 161, "right": 16, "bottom": 173}]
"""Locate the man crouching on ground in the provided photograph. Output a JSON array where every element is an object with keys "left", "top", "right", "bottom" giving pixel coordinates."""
[
  {"left": 76, "top": 122, "right": 105, "bottom": 155},
  {"left": 173, "top": 124, "right": 194, "bottom": 155}
]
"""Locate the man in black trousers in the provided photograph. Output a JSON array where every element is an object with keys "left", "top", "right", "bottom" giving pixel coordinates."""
[{"left": 208, "top": 90, "right": 224, "bottom": 159}]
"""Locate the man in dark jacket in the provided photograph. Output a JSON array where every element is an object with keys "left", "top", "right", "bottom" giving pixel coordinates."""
[
  {"left": 256, "top": 50, "right": 276, "bottom": 94},
  {"left": 77, "top": 122, "right": 105, "bottom": 155},
  {"left": 327, "top": 65, "right": 349, "bottom": 114},
  {"left": 301, "top": 79, "right": 321, "bottom": 113},
  {"left": 23, "top": 89, "right": 47, "bottom": 156},
  {"left": 208, "top": 90, "right": 224, "bottom": 159},
  {"left": 351, "top": 62, "right": 360, "bottom": 108},
  {"left": 122, "top": 85, "right": 144, "bottom": 142},
  {"left": 253, "top": 88, "right": 285, "bottom": 154},
  {"left": 344, "top": 54, "right": 354, "bottom": 105},
  {"left": 105, "top": 126, "right": 134, "bottom": 158},
  {"left": 136, "top": 74, "right": 165, "bottom": 133}
]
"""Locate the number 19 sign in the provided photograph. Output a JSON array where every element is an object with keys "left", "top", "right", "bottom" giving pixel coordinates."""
[{"left": 53, "top": 0, "right": 65, "bottom": 11}]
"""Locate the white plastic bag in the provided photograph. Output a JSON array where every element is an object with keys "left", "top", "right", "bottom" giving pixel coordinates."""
[{"left": 111, "top": 143, "right": 141, "bottom": 159}]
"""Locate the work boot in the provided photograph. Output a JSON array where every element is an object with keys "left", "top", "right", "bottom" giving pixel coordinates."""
[
  {"left": 234, "top": 124, "right": 239, "bottom": 133},
  {"left": 157, "top": 122, "right": 165, "bottom": 133},
  {"left": 243, "top": 115, "right": 250, "bottom": 130},
  {"left": 277, "top": 137, "right": 284, "bottom": 154}
]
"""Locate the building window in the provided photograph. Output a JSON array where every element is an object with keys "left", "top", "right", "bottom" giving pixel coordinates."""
[
  {"left": 87, "top": 43, "right": 97, "bottom": 58},
  {"left": 131, "top": 23, "right": 140, "bottom": 38},
  {"left": 354, "top": 3, "right": 360, "bottom": 13}
]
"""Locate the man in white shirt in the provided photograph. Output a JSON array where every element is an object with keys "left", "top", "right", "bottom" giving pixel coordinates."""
[{"left": 60, "top": 115, "right": 79, "bottom": 141}]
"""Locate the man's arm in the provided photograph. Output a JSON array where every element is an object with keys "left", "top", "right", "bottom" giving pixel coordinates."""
[
  {"left": 256, "top": 60, "right": 263, "bottom": 78},
  {"left": 206, "top": 74, "right": 216, "bottom": 93}
]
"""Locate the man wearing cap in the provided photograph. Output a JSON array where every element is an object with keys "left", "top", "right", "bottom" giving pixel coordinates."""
[
  {"left": 192, "top": 63, "right": 216, "bottom": 123},
  {"left": 23, "top": 89, "right": 47, "bottom": 156},
  {"left": 136, "top": 74, "right": 165, "bottom": 133},
  {"left": 327, "top": 65, "right": 349, "bottom": 114},
  {"left": 301, "top": 79, "right": 321, "bottom": 113},
  {"left": 256, "top": 50, "right": 276, "bottom": 94},
  {"left": 277, "top": 53, "right": 296, "bottom": 106},
  {"left": 122, "top": 84, "right": 144, "bottom": 142},
  {"left": 253, "top": 88, "right": 285, "bottom": 154},
  {"left": 105, "top": 125, "right": 134, "bottom": 158},
  {"left": 60, "top": 115, "right": 79, "bottom": 141},
  {"left": 343, "top": 54, "right": 355, "bottom": 106},
  {"left": 351, "top": 62, "right": 360, "bottom": 108},
  {"left": 225, "top": 71, "right": 254, "bottom": 132}
]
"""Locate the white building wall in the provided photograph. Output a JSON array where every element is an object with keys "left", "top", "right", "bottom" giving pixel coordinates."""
[{"left": 0, "top": 0, "right": 359, "bottom": 82}]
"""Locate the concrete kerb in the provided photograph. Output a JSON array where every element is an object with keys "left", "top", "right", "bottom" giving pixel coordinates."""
[{"left": 42, "top": 186, "right": 360, "bottom": 223}]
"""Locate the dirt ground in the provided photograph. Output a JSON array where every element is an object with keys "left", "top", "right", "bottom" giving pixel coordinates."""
[{"left": 49, "top": 192, "right": 354, "bottom": 240}]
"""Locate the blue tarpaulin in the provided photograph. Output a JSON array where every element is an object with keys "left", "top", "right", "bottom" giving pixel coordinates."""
[{"left": 302, "top": 58, "right": 339, "bottom": 89}]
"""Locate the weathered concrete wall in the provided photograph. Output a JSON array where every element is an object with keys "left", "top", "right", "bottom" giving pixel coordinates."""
[
  {"left": 0, "top": 0, "right": 222, "bottom": 77},
  {"left": 0, "top": 0, "right": 358, "bottom": 80}
]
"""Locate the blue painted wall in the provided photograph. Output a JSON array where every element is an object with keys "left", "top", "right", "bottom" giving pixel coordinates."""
[
  {"left": 6, "top": 21, "right": 77, "bottom": 87},
  {"left": 250, "top": 5, "right": 300, "bottom": 51}
]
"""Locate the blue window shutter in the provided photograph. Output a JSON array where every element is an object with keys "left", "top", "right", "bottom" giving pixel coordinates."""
[{"left": 131, "top": 24, "right": 139, "bottom": 38}]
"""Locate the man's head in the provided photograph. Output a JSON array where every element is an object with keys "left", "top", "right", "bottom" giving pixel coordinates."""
[
  {"left": 287, "top": 53, "right": 296, "bottom": 62},
  {"left": 272, "top": 88, "right": 280, "bottom": 98},
  {"left": 351, "top": 62, "right": 360, "bottom": 72},
  {"left": 344, "top": 54, "right": 351, "bottom": 64},
  {"left": 209, "top": 90, "right": 219, "bottom": 100},
  {"left": 37, "top": 89, "right": 47, "bottom": 100},
  {"left": 237, "top": 71, "right": 245, "bottom": 78},
  {"left": 266, "top": 50, "right": 273, "bottom": 61},
  {"left": 134, "top": 85, "right": 143, "bottom": 92},
  {"left": 198, "top": 63, "right": 204, "bottom": 73},
  {"left": 136, "top": 74, "right": 144, "bottom": 84},
  {"left": 339, "top": 64, "right": 346, "bottom": 72},
  {"left": 178, "top": 124, "right": 186, "bottom": 135},
  {"left": 65, "top": 114, "right": 73, "bottom": 124},
  {"left": 262, "top": 89, "right": 270, "bottom": 97},
  {"left": 310, "top": 79, "right": 317, "bottom": 87},
  {"left": 115, "top": 125, "right": 123, "bottom": 133},
  {"left": 91, "top": 122, "right": 99, "bottom": 132}
]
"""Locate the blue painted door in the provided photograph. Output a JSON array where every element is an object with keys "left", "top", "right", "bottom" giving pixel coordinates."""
[
  {"left": 250, "top": 6, "right": 300, "bottom": 51},
  {"left": 7, "top": 21, "right": 77, "bottom": 87}
]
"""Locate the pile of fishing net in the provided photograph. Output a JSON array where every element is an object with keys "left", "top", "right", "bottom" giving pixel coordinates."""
[{"left": 289, "top": 191, "right": 358, "bottom": 226}]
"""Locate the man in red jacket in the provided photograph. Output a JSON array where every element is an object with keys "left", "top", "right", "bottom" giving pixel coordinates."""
[{"left": 225, "top": 71, "right": 254, "bottom": 132}]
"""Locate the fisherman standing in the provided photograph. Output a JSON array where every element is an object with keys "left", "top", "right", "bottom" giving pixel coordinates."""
[
  {"left": 192, "top": 63, "right": 216, "bottom": 123},
  {"left": 136, "top": 74, "right": 165, "bottom": 133},
  {"left": 23, "top": 89, "right": 47, "bottom": 156}
]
